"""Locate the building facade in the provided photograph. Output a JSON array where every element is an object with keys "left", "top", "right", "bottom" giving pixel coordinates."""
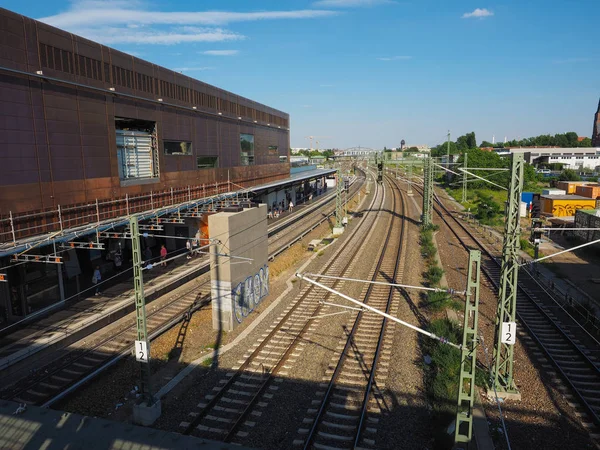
[
  {"left": 0, "top": 7, "right": 292, "bottom": 324},
  {"left": 0, "top": 7, "right": 290, "bottom": 238},
  {"left": 593, "top": 98, "right": 600, "bottom": 147}
]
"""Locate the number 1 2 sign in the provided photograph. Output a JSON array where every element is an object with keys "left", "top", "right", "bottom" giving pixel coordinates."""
[
  {"left": 501, "top": 322, "right": 516, "bottom": 345},
  {"left": 135, "top": 340, "right": 149, "bottom": 363}
]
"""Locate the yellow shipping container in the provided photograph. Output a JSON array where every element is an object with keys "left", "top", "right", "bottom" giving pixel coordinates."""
[{"left": 541, "top": 195, "right": 597, "bottom": 217}]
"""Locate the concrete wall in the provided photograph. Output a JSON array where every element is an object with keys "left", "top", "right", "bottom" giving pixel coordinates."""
[{"left": 209, "top": 205, "right": 269, "bottom": 331}]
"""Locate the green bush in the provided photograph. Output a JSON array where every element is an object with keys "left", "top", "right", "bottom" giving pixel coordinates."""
[
  {"left": 421, "top": 319, "right": 463, "bottom": 448},
  {"left": 425, "top": 290, "right": 461, "bottom": 311},
  {"left": 426, "top": 266, "right": 444, "bottom": 286}
]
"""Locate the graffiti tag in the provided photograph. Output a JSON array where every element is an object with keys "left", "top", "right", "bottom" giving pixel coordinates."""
[{"left": 233, "top": 265, "right": 269, "bottom": 323}]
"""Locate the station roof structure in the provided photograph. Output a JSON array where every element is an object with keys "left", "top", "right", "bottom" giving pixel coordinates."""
[{"left": 0, "top": 168, "right": 335, "bottom": 259}]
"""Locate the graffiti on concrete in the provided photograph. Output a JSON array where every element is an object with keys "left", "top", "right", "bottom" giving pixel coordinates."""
[{"left": 233, "top": 265, "right": 269, "bottom": 323}]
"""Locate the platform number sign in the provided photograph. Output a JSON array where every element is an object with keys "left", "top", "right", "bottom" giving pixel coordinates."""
[
  {"left": 135, "top": 340, "right": 149, "bottom": 363},
  {"left": 501, "top": 322, "right": 516, "bottom": 345}
]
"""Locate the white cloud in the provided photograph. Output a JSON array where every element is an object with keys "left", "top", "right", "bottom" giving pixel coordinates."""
[
  {"left": 40, "top": 1, "right": 337, "bottom": 27},
  {"left": 173, "top": 67, "right": 215, "bottom": 72},
  {"left": 377, "top": 55, "right": 412, "bottom": 61},
  {"left": 72, "top": 27, "right": 243, "bottom": 45},
  {"left": 461, "top": 8, "right": 494, "bottom": 19},
  {"left": 201, "top": 50, "right": 239, "bottom": 56},
  {"left": 313, "top": 0, "right": 395, "bottom": 7},
  {"left": 37, "top": 0, "right": 338, "bottom": 45}
]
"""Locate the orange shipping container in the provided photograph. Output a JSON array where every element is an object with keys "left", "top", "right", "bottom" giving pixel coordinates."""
[
  {"left": 576, "top": 185, "right": 600, "bottom": 199},
  {"left": 556, "top": 181, "right": 587, "bottom": 194}
]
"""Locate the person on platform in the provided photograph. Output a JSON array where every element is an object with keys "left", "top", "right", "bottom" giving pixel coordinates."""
[
  {"left": 186, "top": 240, "right": 192, "bottom": 259},
  {"left": 288, "top": 201, "right": 294, "bottom": 212},
  {"left": 160, "top": 245, "right": 167, "bottom": 267},
  {"left": 92, "top": 266, "right": 101, "bottom": 295}
]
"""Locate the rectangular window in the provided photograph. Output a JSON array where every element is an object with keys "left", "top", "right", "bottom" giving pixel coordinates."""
[
  {"left": 197, "top": 156, "right": 219, "bottom": 169},
  {"left": 279, "top": 155, "right": 288, "bottom": 163},
  {"left": 268, "top": 145, "right": 278, "bottom": 154},
  {"left": 115, "top": 118, "right": 159, "bottom": 183},
  {"left": 240, "top": 133, "right": 255, "bottom": 166},
  {"left": 164, "top": 141, "right": 192, "bottom": 155}
]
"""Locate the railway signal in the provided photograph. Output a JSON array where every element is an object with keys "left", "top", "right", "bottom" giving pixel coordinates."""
[{"left": 530, "top": 218, "right": 544, "bottom": 260}]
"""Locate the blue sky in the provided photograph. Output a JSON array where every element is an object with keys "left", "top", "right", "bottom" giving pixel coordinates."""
[{"left": 4, "top": 0, "right": 599, "bottom": 149}]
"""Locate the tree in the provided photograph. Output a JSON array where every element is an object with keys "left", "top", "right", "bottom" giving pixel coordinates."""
[
  {"left": 558, "top": 169, "right": 582, "bottom": 181},
  {"left": 565, "top": 132, "right": 579, "bottom": 147},
  {"left": 466, "top": 132, "right": 477, "bottom": 149},
  {"left": 474, "top": 192, "right": 501, "bottom": 224},
  {"left": 432, "top": 141, "right": 458, "bottom": 157},
  {"left": 383, "top": 146, "right": 392, "bottom": 152},
  {"left": 406, "top": 146, "right": 419, "bottom": 153},
  {"left": 579, "top": 137, "right": 592, "bottom": 147},
  {"left": 480, "top": 141, "right": 494, "bottom": 148}
]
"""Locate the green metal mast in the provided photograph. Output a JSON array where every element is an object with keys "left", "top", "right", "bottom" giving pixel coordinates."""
[
  {"left": 407, "top": 160, "right": 413, "bottom": 196},
  {"left": 446, "top": 130, "right": 451, "bottom": 183},
  {"left": 335, "top": 169, "right": 344, "bottom": 228},
  {"left": 492, "top": 152, "right": 524, "bottom": 395},
  {"left": 422, "top": 157, "right": 434, "bottom": 227},
  {"left": 462, "top": 152, "right": 468, "bottom": 203},
  {"left": 130, "top": 215, "right": 155, "bottom": 405},
  {"left": 455, "top": 249, "right": 481, "bottom": 444}
]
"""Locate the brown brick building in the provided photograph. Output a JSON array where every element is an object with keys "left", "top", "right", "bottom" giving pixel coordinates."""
[{"left": 0, "top": 7, "right": 290, "bottom": 228}]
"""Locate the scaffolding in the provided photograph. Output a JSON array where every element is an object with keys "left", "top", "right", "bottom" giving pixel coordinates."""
[{"left": 0, "top": 182, "right": 253, "bottom": 258}]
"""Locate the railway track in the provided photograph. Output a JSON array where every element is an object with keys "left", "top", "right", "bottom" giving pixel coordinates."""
[
  {"left": 0, "top": 174, "right": 366, "bottom": 408},
  {"left": 178, "top": 172, "right": 386, "bottom": 442},
  {"left": 409, "top": 181, "right": 600, "bottom": 433},
  {"left": 297, "top": 174, "right": 407, "bottom": 449}
]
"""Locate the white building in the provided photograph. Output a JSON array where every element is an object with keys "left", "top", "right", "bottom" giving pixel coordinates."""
[{"left": 505, "top": 147, "right": 600, "bottom": 170}]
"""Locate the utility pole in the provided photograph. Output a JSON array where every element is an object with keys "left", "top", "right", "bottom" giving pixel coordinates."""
[
  {"left": 462, "top": 152, "right": 468, "bottom": 203},
  {"left": 491, "top": 153, "right": 524, "bottom": 399},
  {"left": 131, "top": 215, "right": 160, "bottom": 424},
  {"left": 422, "top": 157, "right": 434, "bottom": 227},
  {"left": 407, "top": 160, "right": 413, "bottom": 196},
  {"left": 446, "top": 130, "right": 451, "bottom": 184},
  {"left": 455, "top": 250, "right": 481, "bottom": 444}
]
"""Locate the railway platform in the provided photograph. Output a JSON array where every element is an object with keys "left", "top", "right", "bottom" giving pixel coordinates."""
[
  {"left": 0, "top": 180, "right": 345, "bottom": 378},
  {"left": 0, "top": 400, "right": 253, "bottom": 450}
]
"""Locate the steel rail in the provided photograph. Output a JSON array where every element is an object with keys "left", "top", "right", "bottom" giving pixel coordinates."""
[
  {"left": 0, "top": 174, "right": 365, "bottom": 407},
  {"left": 302, "top": 174, "right": 404, "bottom": 449},
  {"left": 415, "top": 184, "right": 600, "bottom": 426},
  {"left": 183, "top": 171, "right": 383, "bottom": 438}
]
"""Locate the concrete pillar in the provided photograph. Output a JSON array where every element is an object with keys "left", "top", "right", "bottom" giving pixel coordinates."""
[{"left": 209, "top": 204, "right": 269, "bottom": 332}]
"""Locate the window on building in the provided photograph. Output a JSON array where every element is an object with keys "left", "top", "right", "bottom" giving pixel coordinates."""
[
  {"left": 197, "top": 156, "right": 219, "bottom": 169},
  {"left": 115, "top": 118, "right": 159, "bottom": 184},
  {"left": 240, "top": 133, "right": 255, "bottom": 165},
  {"left": 268, "top": 145, "right": 278, "bottom": 156},
  {"left": 164, "top": 141, "right": 192, "bottom": 155},
  {"left": 279, "top": 155, "right": 288, "bottom": 163}
]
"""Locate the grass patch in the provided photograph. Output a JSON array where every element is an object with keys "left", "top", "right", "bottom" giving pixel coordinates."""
[
  {"left": 318, "top": 251, "right": 325, "bottom": 257},
  {"left": 201, "top": 357, "right": 213, "bottom": 367}
]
